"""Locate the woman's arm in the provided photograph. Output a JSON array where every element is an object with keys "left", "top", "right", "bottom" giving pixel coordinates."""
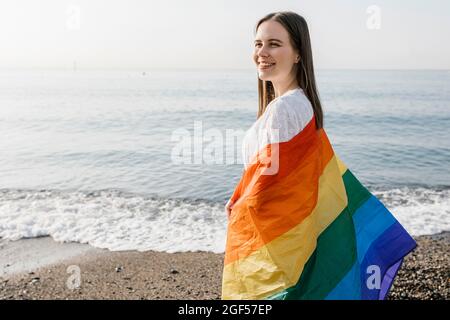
[{"left": 225, "top": 171, "right": 245, "bottom": 218}]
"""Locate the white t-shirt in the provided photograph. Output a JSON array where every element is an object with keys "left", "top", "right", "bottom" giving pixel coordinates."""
[{"left": 242, "top": 87, "right": 314, "bottom": 169}]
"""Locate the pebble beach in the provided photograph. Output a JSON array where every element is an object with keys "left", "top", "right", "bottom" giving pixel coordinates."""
[{"left": 0, "top": 232, "right": 448, "bottom": 300}]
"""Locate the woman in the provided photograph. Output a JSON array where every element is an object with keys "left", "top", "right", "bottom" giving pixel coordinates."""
[{"left": 222, "top": 11, "right": 416, "bottom": 300}]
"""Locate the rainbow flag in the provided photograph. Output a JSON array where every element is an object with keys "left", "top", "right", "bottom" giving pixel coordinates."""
[{"left": 222, "top": 117, "right": 417, "bottom": 300}]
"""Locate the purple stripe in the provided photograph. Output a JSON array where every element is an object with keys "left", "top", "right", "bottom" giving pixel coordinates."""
[
  {"left": 379, "top": 259, "right": 403, "bottom": 299},
  {"left": 360, "top": 221, "right": 416, "bottom": 299}
]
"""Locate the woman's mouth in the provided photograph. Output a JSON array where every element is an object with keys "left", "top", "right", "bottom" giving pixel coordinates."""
[{"left": 259, "top": 62, "right": 276, "bottom": 70}]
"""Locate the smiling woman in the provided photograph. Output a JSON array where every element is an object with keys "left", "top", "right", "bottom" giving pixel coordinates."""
[
  {"left": 253, "top": 12, "right": 323, "bottom": 127},
  {"left": 222, "top": 11, "right": 417, "bottom": 300}
]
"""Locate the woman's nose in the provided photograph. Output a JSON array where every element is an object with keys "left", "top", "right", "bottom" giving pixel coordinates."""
[{"left": 257, "top": 46, "right": 269, "bottom": 58}]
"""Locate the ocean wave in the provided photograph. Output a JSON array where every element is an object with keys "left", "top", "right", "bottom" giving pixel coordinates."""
[
  {"left": 0, "top": 186, "right": 448, "bottom": 253},
  {"left": 0, "top": 189, "right": 227, "bottom": 253},
  {"left": 372, "top": 186, "right": 450, "bottom": 236}
]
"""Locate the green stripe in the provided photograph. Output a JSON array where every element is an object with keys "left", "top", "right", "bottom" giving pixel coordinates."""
[
  {"left": 268, "top": 169, "right": 370, "bottom": 300},
  {"left": 342, "top": 169, "right": 371, "bottom": 216}
]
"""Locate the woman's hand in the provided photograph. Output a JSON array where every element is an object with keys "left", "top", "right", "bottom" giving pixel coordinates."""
[{"left": 225, "top": 199, "right": 235, "bottom": 219}]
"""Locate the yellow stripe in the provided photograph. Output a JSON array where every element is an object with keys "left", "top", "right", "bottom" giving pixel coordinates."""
[
  {"left": 222, "top": 154, "right": 348, "bottom": 299},
  {"left": 335, "top": 154, "right": 348, "bottom": 175}
]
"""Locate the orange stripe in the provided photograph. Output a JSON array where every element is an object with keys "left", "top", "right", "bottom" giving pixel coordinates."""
[{"left": 225, "top": 119, "right": 335, "bottom": 265}]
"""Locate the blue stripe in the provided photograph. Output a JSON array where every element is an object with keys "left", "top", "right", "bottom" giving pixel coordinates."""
[
  {"left": 353, "top": 196, "right": 397, "bottom": 262},
  {"left": 326, "top": 195, "right": 408, "bottom": 299},
  {"left": 325, "top": 261, "right": 361, "bottom": 299}
]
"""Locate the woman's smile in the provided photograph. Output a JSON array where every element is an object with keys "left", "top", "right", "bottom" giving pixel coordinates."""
[{"left": 258, "top": 61, "right": 276, "bottom": 71}]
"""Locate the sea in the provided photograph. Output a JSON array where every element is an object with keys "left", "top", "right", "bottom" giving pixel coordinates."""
[{"left": 0, "top": 69, "right": 449, "bottom": 253}]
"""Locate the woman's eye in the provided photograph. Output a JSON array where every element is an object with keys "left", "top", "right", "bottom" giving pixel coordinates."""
[{"left": 255, "top": 43, "right": 279, "bottom": 48}]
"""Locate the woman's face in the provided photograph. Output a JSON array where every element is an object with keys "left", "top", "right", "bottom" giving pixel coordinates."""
[{"left": 253, "top": 19, "right": 299, "bottom": 83}]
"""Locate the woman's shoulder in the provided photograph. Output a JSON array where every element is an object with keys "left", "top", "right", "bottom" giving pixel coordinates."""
[
  {"left": 265, "top": 88, "right": 315, "bottom": 142},
  {"left": 269, "top": 88, "right": 314, "bottom": 122}
]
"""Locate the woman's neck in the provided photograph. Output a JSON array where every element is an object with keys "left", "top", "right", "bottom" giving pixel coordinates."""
[{"left": 272, "top": 77, "right": 299, "bottom": 98}]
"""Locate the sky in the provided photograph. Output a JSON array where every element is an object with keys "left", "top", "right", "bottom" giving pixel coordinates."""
[{"left": 1, "top": 0, "right": 449, "bottom": 70}]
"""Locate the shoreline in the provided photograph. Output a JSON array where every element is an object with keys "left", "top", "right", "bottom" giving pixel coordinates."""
[
  {"left": 0, "top": 232, "right": 448, "bottom": 300},
  {"left": 0, "top": 237, "right": 101, "bottom": 279}
]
